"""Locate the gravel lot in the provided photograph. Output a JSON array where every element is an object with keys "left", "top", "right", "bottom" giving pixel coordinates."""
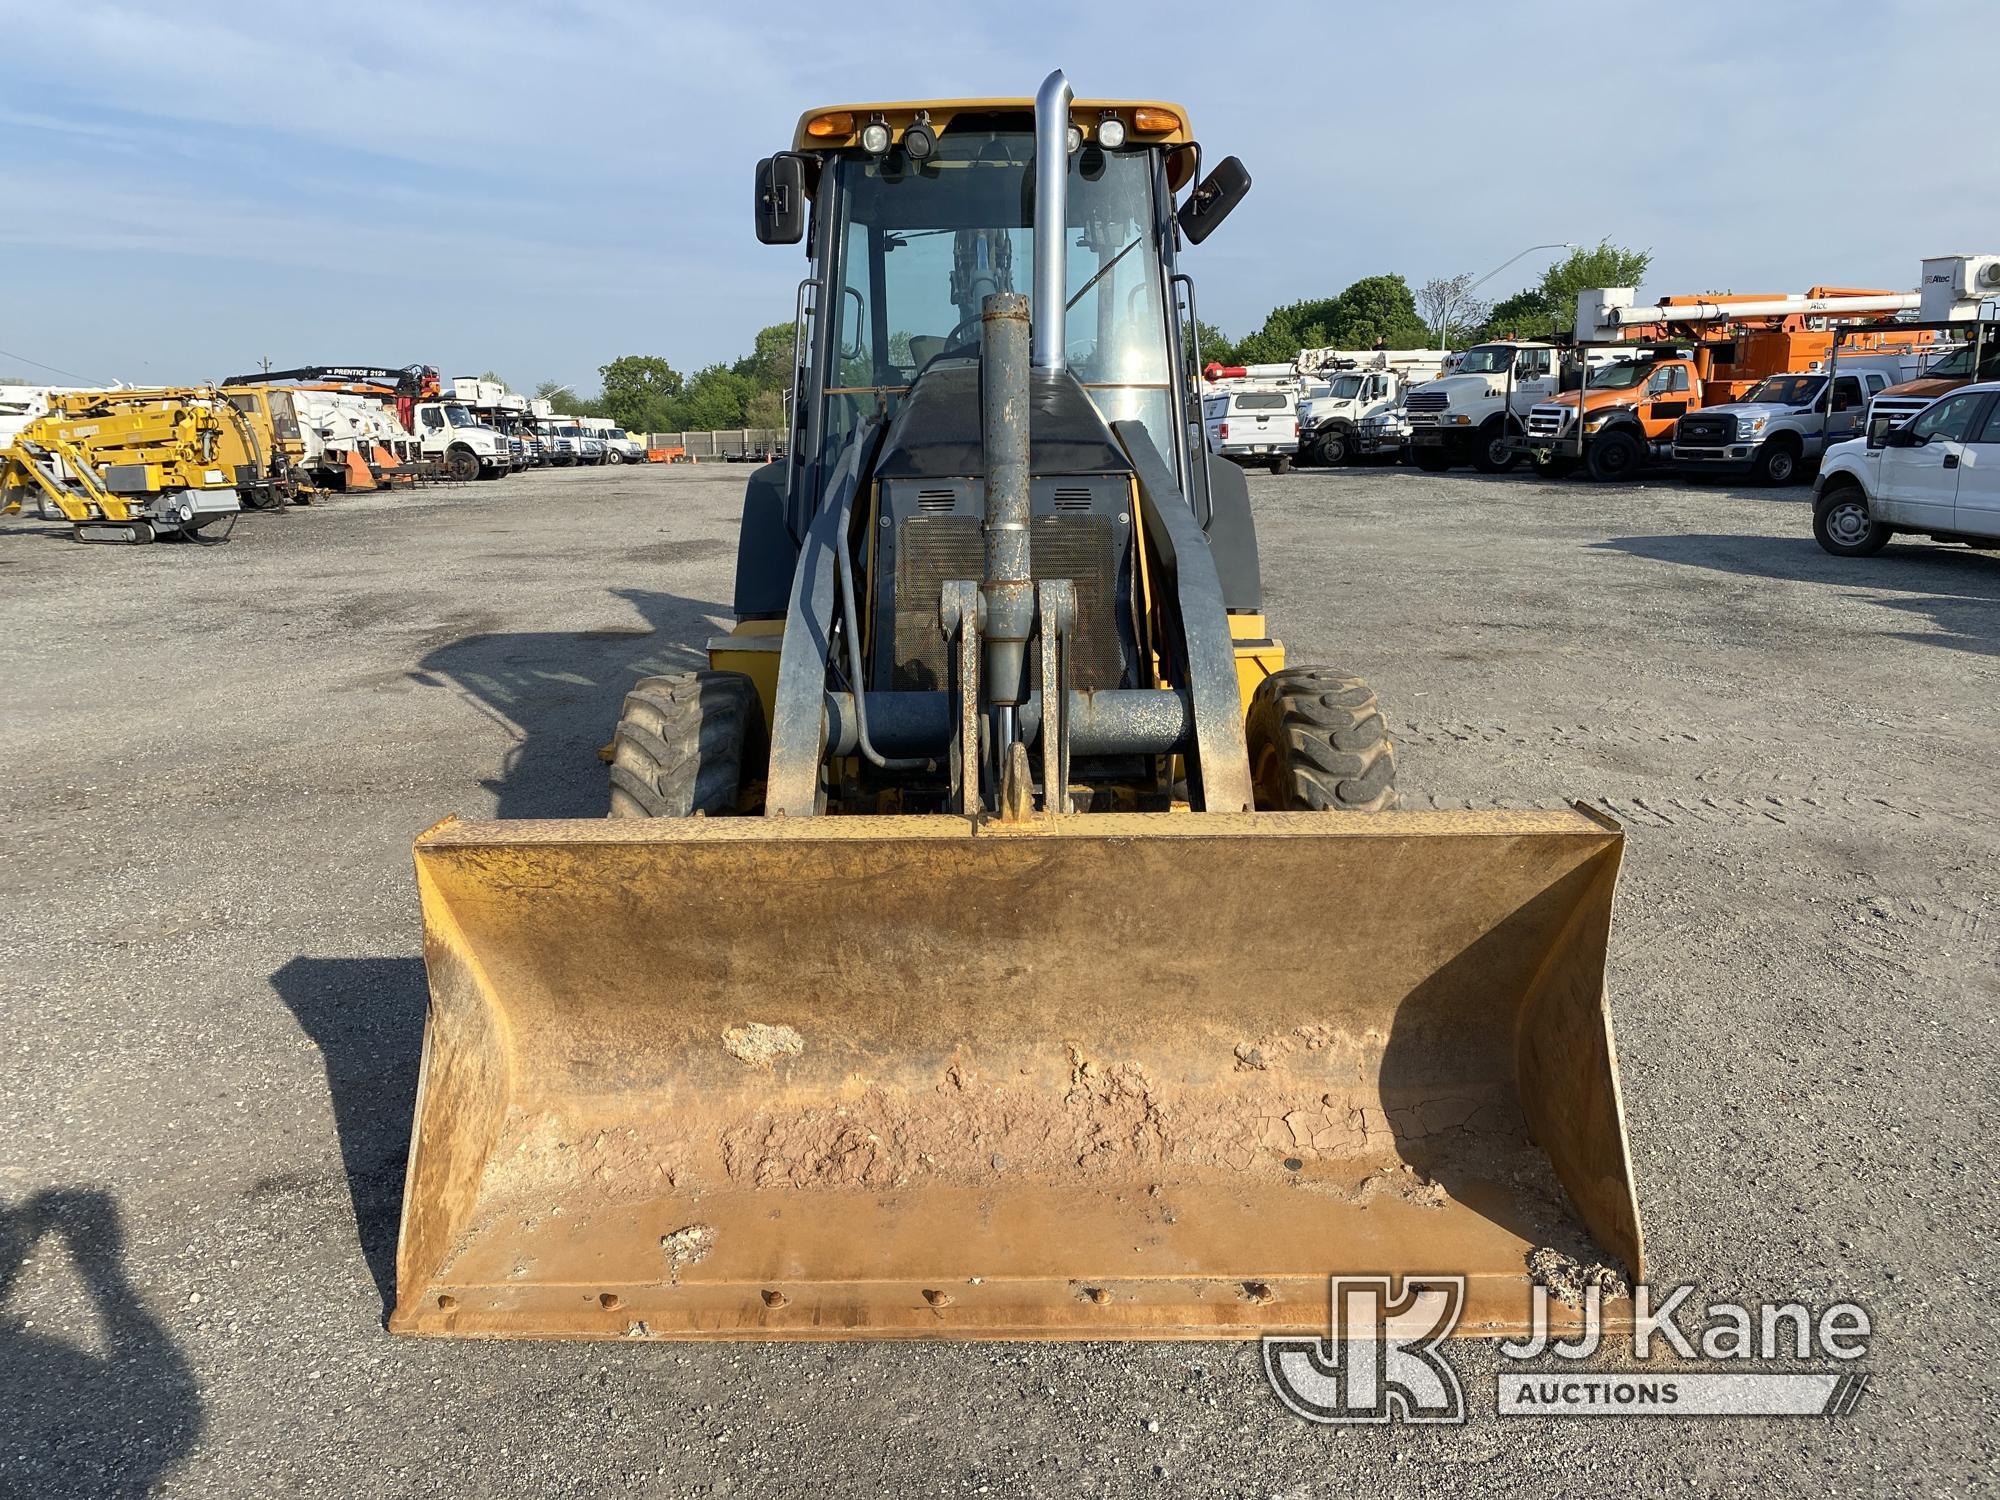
[{"left": 2, "top": 461, "right": 1993, "bottom": 1497}]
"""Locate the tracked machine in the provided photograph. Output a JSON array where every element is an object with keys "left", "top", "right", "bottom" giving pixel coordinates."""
[{"left": 394, "top": 73, "right": 1642, "bottom": 1341}]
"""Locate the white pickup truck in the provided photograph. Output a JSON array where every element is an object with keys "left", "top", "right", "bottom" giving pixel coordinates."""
[
  {"left": 1812, "top": 380, "right": 2000, "bottom": 555},
  {"left": 1201, "top": 383, "right": 1299, "bottom": 473}
]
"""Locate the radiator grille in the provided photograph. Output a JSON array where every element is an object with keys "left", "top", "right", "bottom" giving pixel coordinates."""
[{"left": 891, "top": 516, "right": 1123, "bottom": 692}]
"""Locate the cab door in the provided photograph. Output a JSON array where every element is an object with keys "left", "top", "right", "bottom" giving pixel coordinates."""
[
  {"left": 1876, "top": 389, "right": 1982, "bottom": 529},
  {"left": 1952, "top": 394, "right": 2000, "bottom": 540},
  {"left": 1824, "top": 375, "right": 1868, "bottom": 444},
  {"left": 1509, "top": 348, "right": 1555, "bottom": 414},
  {"left": 1640, "top": 364, "right": 1693, "bottom": 435}
]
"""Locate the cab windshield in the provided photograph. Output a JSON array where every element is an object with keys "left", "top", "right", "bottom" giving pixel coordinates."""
[
  {"left": 1325, "top": 374, "right": 1366, "bottom": 400},
  {"left": 443, "top": 405, "right": 478, "bottom": 426},
  {"left": 1456, "top": 346, "right": 1518, "bottom": 375},
  {"left": 827, "top": 127, "right": 1173, "bottom": 463},
  {"left": 1739, "top": 374, "right": 1824, "bottom": 407},
  {"left": 1585, "top": 362, "right": 1650, "bottom": 390},
  {"left": 1918, "top": 339, "right": 2000, "bottom": 380}
]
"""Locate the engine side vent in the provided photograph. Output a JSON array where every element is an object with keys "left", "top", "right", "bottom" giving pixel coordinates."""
[
  {"left": 1053, "top": 485, "right": 1094, "bottom": 512},
  {"left": 916, "top": 487, "right": 957, "bottom": 514}
]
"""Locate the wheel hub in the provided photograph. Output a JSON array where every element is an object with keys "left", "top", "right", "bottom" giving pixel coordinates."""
[{"left": 1828, "top": 500, "right": 1868, "bottom": 544}]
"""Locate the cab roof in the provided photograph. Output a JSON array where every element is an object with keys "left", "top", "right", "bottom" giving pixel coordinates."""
[{"left": 791, "top": 98, "right": 1193, "bottom": 152}]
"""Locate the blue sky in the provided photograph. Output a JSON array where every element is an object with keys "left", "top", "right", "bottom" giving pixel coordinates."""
[{"left": 2, "top": 1, "right": 1993, "bottom": 394}]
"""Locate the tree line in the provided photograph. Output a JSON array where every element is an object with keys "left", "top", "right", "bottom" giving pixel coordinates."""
[{"left": 550, "top": 242, "right": 1650, "bottom": 429}]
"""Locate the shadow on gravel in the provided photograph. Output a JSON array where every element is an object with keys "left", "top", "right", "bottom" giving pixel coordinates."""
[
  {"left": 0, "top": 1187, "right": 204, "bottom": 1497},
  {"left": 411, "top": 586, "right": 720, "bottom": 816},
  {"left": 269, "top": 956, "right": 429, "bottom": 1315},
  {"left": 1594, "top": 533, "right": 2000, "bottom": 656}
]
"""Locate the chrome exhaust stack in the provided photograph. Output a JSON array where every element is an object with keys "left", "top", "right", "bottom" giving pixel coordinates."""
[{"left": 1031, "top": 69, "right": 1072, "bottom": 374}]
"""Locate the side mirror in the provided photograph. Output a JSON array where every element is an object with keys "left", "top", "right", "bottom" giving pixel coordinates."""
[
  {"left": 755, "top": 155, "right": 806, "bottom": 245},
  {"left": 1176, "top": 156, "right": 1251, "bottom": 244},
  {"left": 1866, "top": 414, "right": 1891, "bottom": 448}
]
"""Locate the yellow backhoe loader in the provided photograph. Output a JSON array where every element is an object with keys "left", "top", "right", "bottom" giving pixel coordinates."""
[
  {"left": 1, "top": 387, "right": 265, "bottom": 542},
  {"left": 395, "top": 73, "right": 1642, "bottom": 1342}
]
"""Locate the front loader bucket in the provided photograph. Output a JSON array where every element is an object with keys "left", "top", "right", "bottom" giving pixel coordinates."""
[{"left": 392, "top": 808, "right": 1640, "bottom": 1341}]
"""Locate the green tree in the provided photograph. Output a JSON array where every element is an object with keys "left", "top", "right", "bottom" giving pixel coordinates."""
[
  {"left": 662, "top": 364, "right": 756, "bottom": 431},
  {"left": 1478, "top": 241, "right": 1653, "bottom": 340},
  {"left": 1226, "top": 275, "right": 1431, "bottom": 365},
  {"left": 597, "top": 355, "right": 684, "bottom": 430},
  {"left": 1181, "top": 319, "right": 1238, "bottom": 371},
  {"left": 477, "top": 368, "right": 508, "bottom": 387},
  {"left": 731, "top": 323, "right": 796, "bottom": 389}
]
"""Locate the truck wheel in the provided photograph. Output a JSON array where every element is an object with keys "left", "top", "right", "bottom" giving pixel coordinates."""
[
  {"left": 1317, "top": 429, "right": 1351, "bottom": 466},
  {"left": 608, "top": 670, "right": 766, "bottom": 818},
  {"left": 1813, "top": 482, "right": 1890, "bottom": 558},
  {"left": 607, "top": 449, "right": 625, "bottom": 465},
  {"left": 1753, "top": 436, "right": 1804, "bottom": 486},
  {"left": 446, "top": 447, "right": 479, "bottom": 482},
  {"left": 1411, "top": 447, "right": 1452, "bottom": 473},
  {"left": 1472, "top": 418, "right": 1519, "bottom": 474},
  {"left": 1585, "top": 429, "right": 1644, "bottom": 481},
  {"left": 1246, "top": 667, "right": 1397, "bottom": 813}
]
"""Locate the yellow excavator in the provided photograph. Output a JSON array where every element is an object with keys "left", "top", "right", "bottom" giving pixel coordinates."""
[{"left": 394, "top": 74, "right": 1642, "bottom": 1342}]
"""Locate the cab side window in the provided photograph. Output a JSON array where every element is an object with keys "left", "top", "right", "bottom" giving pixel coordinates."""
[
  {"left": 421, "top": 408, "right": 443, "bottom": 430},
  {"left": 1908, "top": 391, "right": 1983, "bottom": 443},
  {"left": 1831, "top": 377, "right": 1865, "bottom": 413},
  {"left": 1515, "top": 349, "right": 1551, "bottom": 380},
  {"left": 1647, "top": 365, "right": 1691, "bottom": 395},
  {"left": 1971, "top": 399, "right": 2000, "bottom": 444}
]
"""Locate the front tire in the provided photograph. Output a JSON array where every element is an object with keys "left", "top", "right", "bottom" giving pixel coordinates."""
[
  {"left": 1585, "top": 428, "right": 1644, "bottom": 481},
  {"left": 1246, "top": 667, "right": 1398, "bottom": 813},
  {"left": 1472, "top": 418, "right": 1519, "bottom": 474},
  {"left": 1813, "top": 483, "right": 1890, "bottom": 557},
  {"left": 1316, "top": 429, "right": 1351, "bottom": 467},
  {"left": 608, "top": 670, "right": 765, "bottom": 817},
  {"left": 445, "top": 447, "right": 479, "bottom": 482},
  {"left": 1753, "top": 437, "right": 1803, "bottom": 486}
]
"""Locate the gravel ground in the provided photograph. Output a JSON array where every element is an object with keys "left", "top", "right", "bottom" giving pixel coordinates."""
[{"left": 1, "top": 461, "right": 1993, "bottom": 1497}]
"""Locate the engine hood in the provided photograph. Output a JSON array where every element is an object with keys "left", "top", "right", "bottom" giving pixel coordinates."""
[
  {"left": 1877, "top": 376, "right": 1958, "bottom": 401},
  {"left": 1696, "top": 401, "right": 1807, "bottom": 421},
  {"left": 1412, "top": 373, "right": 1504, "bottom": 400}
]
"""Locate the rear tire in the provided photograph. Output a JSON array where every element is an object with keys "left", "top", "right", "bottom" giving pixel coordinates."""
[
  {"left": 608, "top": 670, "right": 765, "bottom": 817},
  {"left": 1246, "top": 667, "right": 1398, "bottom": 813}
]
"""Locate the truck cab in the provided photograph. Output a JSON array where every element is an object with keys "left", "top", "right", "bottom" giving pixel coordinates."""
[
  {"left": 1813, "top": 380, "right": 2000, "bottom": 556},
  {"left": 1514, "top": 353, "right": 1701, "bottom": 480},
  {"left": 1404, "top": 342, "right": 1560, "bottom": 473},
  {"left": 1297, "top": 367, "right": 1409, "bottom": 465},
  {"left": 1673, "top": 368, "right": 1889, "bottom": 484},
  {"left": 413, "top": 400, "right": 510, "bottom": 480},
  {"left": 1869, "top": 336, "right": 2000, "bottom": 430}
]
